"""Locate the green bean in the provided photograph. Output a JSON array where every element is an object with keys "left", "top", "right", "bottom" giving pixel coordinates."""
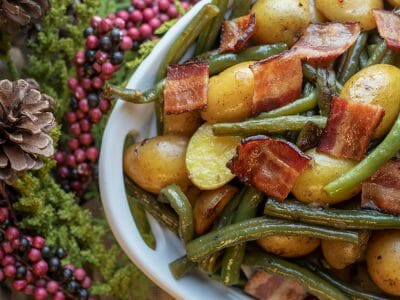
[
  {"left": 230, "top": 0, "right": 252, "bottom": 18},
  {"left": 212, "top": 115, "right": 327, "bottom": 136},
  {"left": 156, "top": 4, "right": 220, "bottom": 81},
  {"left": 303, "top": 64, "right": 343, "bottom": 93},
  {"left": 296, "top": 121, "right": 323, "bottom": 151},
  {"left": 381, "top": 49, "right": 396, "bottom": 64},
  {"left": 169, "top": 255, "right": 196, "bottom": 279},
  {"left": 127, "top": 195, "right": 156, "bottom": 249},
  {"left": 244, "top": 251, "right": 350, "bottom": 300},
  {"left": 359, "top": 49, "right": 369, "bottom": 69},
  {"left": 155, "top": 95, "right": 163, "bottom": 134},
  {"left": 186, "top": 217, "right": 359, "bottom": 261},
  {"left": 316, "top": 67, "right": 336, "bottom": 116},
  {"left": 324, "top": 113, "right": 400, "bottom": 197},
  {"left": 264, "top": 199, "right": 400, "bottom": 230},
  {"left": 159, "top": 185, "right": 193, "bottom": 243},
  {"left": 221, "top": 188, "right": 263, "bottom": 285},
  {"left": 256, "top": 88, "right": 317, "bottom": 119},
  {"left": 124, "top": 176, "right": 179, "bottom": 233},
  {"left": 339, "top": 32, "right": 368, "bottom": 84},
  {"left": 298, "top": 260, "right": 396, "bottom": 300},
  {"left": 365, "top": 39, "right": 387, "bottom": 67},
  {"left": 208, "top": 43, "right": 288, "bottom": 75},
  {"left": 367, "top": 44, "right": 378, "bottom": 57},
  {"left": 194, "top": 0, "right": 219, "bottom": 55},
  {"left": 336, "top": 51, "right": 348, "bottom": 76}
]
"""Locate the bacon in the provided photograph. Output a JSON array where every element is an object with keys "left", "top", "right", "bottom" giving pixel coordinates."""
[
  {"left": 244, "top": 270, "right": 307, "bottom": 300},
  {"left": 219, "top": 13, "right": 256, "bottom": 53},
  {"left": 373, "top": 9, "right": 400, "bottom": 51},
  {"left": 163, "top": 62, "right": 209, "bottom": 115},
  {"left": 250, "top": 52, "right": 302, "bottom": 115},
  {"left": 291, "top": 22, "right": 361, "bottom": 64},
  {"left": 362, "top": 159, "right": 400, "bottom": 215},
  {"left": 317, "top": 97, "right": 384, "bottom": 161},
  {"left": 228, "top": 136, "right": 310, "bottom": 201}
]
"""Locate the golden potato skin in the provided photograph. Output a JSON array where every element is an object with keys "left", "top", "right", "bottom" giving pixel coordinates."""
[
  {"left": 309, "top": 0, "right": 326, "bottom": 23},
  {"left": 315, "top": 0, "right": 383, "bottom": 30},
  {"left": 201, "top": 62, "right": 254, "bottom": 124},
  {"left": 388, "top": 0, "right": 400, "bottom": 7},
  {"left": 366, "top": 230, "right": 400, "bottom": 296},
  {"left": 257, "top": 235, "right": 320, "bottom": 258},
  {"left": 124, "top": 135, "right": 190, "bottom": 194},
  {"left": 322, "top": 231, "right": 370, "bottom": 269},
  {"left": 292, "top": 149, "right": 361, "bottom": 205},
  {"left": 340, "top": 64, "right": 400, "bottom": 138},
  {"left": 164, "top": 111, "right": 203, "bottom": 137},
  {"left": 251, "top": 0, "right": 311, "bottom": 47}
]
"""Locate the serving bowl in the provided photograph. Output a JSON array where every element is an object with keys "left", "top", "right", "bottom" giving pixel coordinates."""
[{"left": 99, "top": 1, "right": 250, "bottom": 299}]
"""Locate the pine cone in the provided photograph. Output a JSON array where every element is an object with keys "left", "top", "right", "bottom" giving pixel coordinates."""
[
  {"left": 0, "top": 79, "right": 55, "bottom": 179},
  {"left": 0, "top": 0, "right": 49, "bottom": 33}
]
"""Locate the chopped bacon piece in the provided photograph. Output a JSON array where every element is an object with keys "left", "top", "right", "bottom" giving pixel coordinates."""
[
  {"left": 244, "top": 270, "right": 307, "bottom": 300},
  {"left": 228, "top": 136, "right": 310, "bottom": 201},
  {"left": 250, "top": 52, "right": 302, "bottom": 115},
  {"left": 291, "top": 22, "right": 361, "bottom": 64},
  {"left": 373, "top": 9, "right": 400, "bottom": 51},
  {"left": 219, "top": 13, "right": 256, "bottom": 53},
  {"left": 362, "top": 159, "right": 400, "bottom": 215},
  {"left": 317, "top": 97, "right": 384, "bottom": 161},
  {"left": 163, "top": 62, "right": 209, "bottom": 114}
]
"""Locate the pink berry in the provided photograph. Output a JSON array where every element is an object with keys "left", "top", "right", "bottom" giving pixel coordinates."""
[
  {"left": 95, "top": 51, "right": 108, "bottom": 64},
  {"left": 64, "top": 263, "right": 75, "bottom": 271},
  {"left": 108, "top": 13, "right": 116, "bottom": 20},
  {"left": 53, "top": 291, "right": 66, "bottom": 300},
  {"left": 144, "top": 0, "right": 153, "bottom": 6},
  {"left": 159, "top": 13, "right": 169, "bottom": 22},
  {"left": 79, "top": 133, "right": 94, "bottom": 146},
  {"left": 2, "top": 255, "right": 15, "bottom": 266},
  {"left": 99, "top": 98, "right": 110, "bottom": 112},
  {"left": 35, "top": 279, "right": 46, "bottom": 287},
  {"left": 120, "top": 36, "right": 133, "bottom": 50},
  {"left": 78, "top": 163, "right": 91, "bottom": 176},
  {"left": 93, "top": 62, "right": 102, "bottom": 73},
  {"left": 34, "top": 287, "right": 48, "bottom": 300},
  {"left": 0, "top": 248, "right": 4, "bottom": 261},
  {"left": 57, "top": 166, "right": 69, "bottom": 178},
  {"left": 66, "top": 154, "right": 77, "bottom": 167},
  {"left": 33, "top": 260, "right": 48, "bottom": 277},
  {"left": 26, "top": 270, "right": 34, "bottom": 283},
  {"left": 13, "top": 279, "right": 27, "bottom": 291},
  {"left": 89, "top": 108, "right": 102, "bottom": 123},
  {"left": 128, "top": 27, "right": 140, "bottom": 40},
  {"left": 68, "top": 77, "right": 79, "bottom": 90},
  {"left": 74, "top": 51, "right": 85, "bottom": 66},
  {"left": 182, "top": 1, "right": 190, "bottom": 10},
  {"left": 55, "top": 150, "right": 65, "bottom": 163},
  {"left": 101, "top": 73, "right": 113, "bottom": 80},
  {"left": 66, "top": 111, "right": 77, "bottom": 124},
  {"left": 46, "top": 280, "right": 59, "bottom": 294},
  {"left": 74, "top": 86, "right": 86, "bottom": 100},
  {"left": 11, "top": 238, "right": 20, "bottom": 250},
  {"left": 114, "top": 17, "right": 126, "bottom": 29},
  {"left": 28, "top": 248, "right": 42, "bottom": 262},
  {"left": 81, "top": 78, "right": 92, "bottom": 91},
  {"left": 74, "top": 268, "right": 87, "bottom": 281},
  {"left": 149, "top": 18, "right": 161, "bottom": 29},
  {"left": 126, "top": 21, "right": 134, "bottom": 29},
  {"left": 79, "top": 119, "right": 92, "bottom": 132},
  {"left": 102, "top": 62, "right": 114, "bottom": 75},
  {"left": 79, "top": 99, "right": 90, "bottom": 113},
  {"left": 71, "top": 181, "right": 82, "bottom": 191},
  {"left": 2, "top": 241, "right": 12, "bottom": 254},
  {"left": 99, "top": 18, "right": 113, "bottom": 34},
  {"left": 70, "top": 123, "right": 81, "bottom": 136},
  {"left": 0, "top": 270, "right": 4, "bottom": 282},
  {"left": 86, "top": 35, "right": 99, "bottom": 49},
  {"left": 139, "top": 24, "right": 152, "bottom": 39},
  {"left": 68, "top": 138, "right": 80, "bottom": 151},
  {"left": 143, "top": 8, "right": 155, "bottom": 21},
  {"left": 90, "top": 16, "right": 102, "bottom": 27},
  {"left": 130, "top": 10, "right": 143, "bottom": 22},
  {"left": 167, "top": 5, "right": 178, "bottom": 18},
  {"left": 117, "top": 10, "right": 130, "bottom": 21},
  {"left": 76, "top": 110, "right": 86, "bottom": 120},
  {"left": 74, "top": 149, "right": 86, "bottom": 163},
  {"left": 77, "top": 67, "right": 85, "bottom": 77},
  {"left": 0, "top": 207, "right": 9, "bottom": 222},
  {"left": 158, "top": 0, "right": 169, "bottom": 11},
  {"left": 81, "top": 276, "right": 92, "bottom": 288},
  {"left": 92, "top": 77, "right": 104, "bottom": 89},
  {"left": 5, "top": 227, "right": 19, "bottom": 241},
  {"left": 24, "top": 284, "right": 34, "bottom": 295},
  {"left": 86, "top": 147, "right": 99, "bottom": 162},
  {"left": 132, "top": 0, "right": 146, "bottom": 10},
  {"left": 4, "top": 264, "right": 16, "bottom": 277},
  {"left": 32, "top": 236, "right": 45, "bottom": 249}
]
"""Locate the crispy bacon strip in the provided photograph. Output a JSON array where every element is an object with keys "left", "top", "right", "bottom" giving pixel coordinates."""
[
  {"left": 317, "top": 97, "right": 384, "bottom": 161},
  {"left": 244, "top": 270, "right": 307, "bottom": 300},
  {"left": 250, "top": 52, "right": 302, "bottom": 115},
  {"left": 219, "top": 13, "right": 256, "bottom": 53},
  {"left": 163, "top": 62, "right": 209, "bottom": 115},
  {"left": 228, "top": 136, "right": 310, "bottom": 201},
  {"left": 291, "top": 22, "right": 361, "bottom": 64},
  {"left": 362, "top": 159, "right": 400, "bottom": 215},
  {"left": 373, "top": 9, "right": 400, "bottom": 51}
]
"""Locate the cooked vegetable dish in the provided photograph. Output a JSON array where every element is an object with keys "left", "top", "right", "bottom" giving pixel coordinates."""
[{"left": 106, "top": 1, "right": 400, "bottom": 299}]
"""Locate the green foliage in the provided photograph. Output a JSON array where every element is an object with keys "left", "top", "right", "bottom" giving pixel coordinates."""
[{"left": 155, "top": 19, "right": 179, "bottom": 35}]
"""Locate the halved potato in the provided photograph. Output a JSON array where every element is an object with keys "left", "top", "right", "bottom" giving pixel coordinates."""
[{"left": 186, "top": 124, "right": 241, "bottom": 190}]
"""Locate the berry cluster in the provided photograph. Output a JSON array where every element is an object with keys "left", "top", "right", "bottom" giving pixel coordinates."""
[
  {"left": 0, "top": 206, "right": 92, "bottom": 300},
  {"left": 55, "top": 0, "right": 193, "bottom": 197}
]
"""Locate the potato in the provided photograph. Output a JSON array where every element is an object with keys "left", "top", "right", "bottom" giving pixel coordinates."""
[
  {"left": 322, "top": 231, "right": 370, "bottom": 269},
  {"left": 124, "top": 135, "right": 190, "bottom": 194},
  {"left": 292, "top": 149, "right": 361, "bottom": 205},
  {"left": 164, "top": 111, "right": 203, "bottom": 137},
  {"left": 201, "top": 62, "right": 254, "bottom": 124},
  {"left": 194, "top": 185, "right": 238, "bottom": 235},
  {"left": 257, "top": 235, "right": 320, "bottom": 258},
  {"left": 366, "top": 230, "right": 400, "bottom": 296},
  {"left": 340, "top": 64, "right": 400, "bottom": 138},
  {"left": 388, "top": 0, "right": 400, "bottom": 7},
  {"left": 251, "top": 0, "right": 311, "bottom": 47},
  {"left": 186, "top": 124, "right": 241, "bottom": 190},
  {"left": 315, "top": 0, "right": 383, "bottom": 30},
  {"left": 309, "top": 0, "right": 326, "bottom": 23}
]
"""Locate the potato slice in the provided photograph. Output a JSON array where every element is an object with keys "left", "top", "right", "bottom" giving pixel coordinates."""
[
  {"left": 194, "top": 185, "right": 238, "bottom": 235},
  {"left": 186, "top": 124, "right": 241, "bottom": 190}
]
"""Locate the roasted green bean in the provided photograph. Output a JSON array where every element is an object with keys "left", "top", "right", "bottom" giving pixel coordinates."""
[
  {"left": 359, "top": 49, "right": 369, "bottom": 69},
  {"left": 296, "top": 121, "right": 324, "bottom": 151},
  {"left": 221, "top": 188, "right": 263, "bottom": 285},
  {"left": 159, "top": 185, "right": 193, "bottom": 243},
  {"left": 264, "top": 199, "right": 400, "bottom": 230},
  {"left": 156, "top": 4, "right": 220, "bottom": 81},
  {"left": 169, "top": 255, "right": 196, "bottom": 279},
  {"left": 230, "top": 0, "right": 252, "bottom": 18},
  {"left": 365, "top": 39, "right": 387, "bottom": 67},
  {"left": 186, "top": 217, "right": 359, "bottom": 261},
  {"left": 324, "top": 113, "right": 400, "bottom": 197},
  {"left": 381, "top": 49, "right": 396, "bottom": 65},
  {"left": 124, "top": 176, "right": 179, "bottom": 233},
  {"left": 303, "top": 64, "right": 343, "bottom": 93},
  {"left": 316, "top": 67, "right": 336, "bottom": 116},
  {"left": 212, "top": 115, "right": 327, "bottom": 136},
  {"left": 244, "top": 251, "right": 350, "bottom": 300}
]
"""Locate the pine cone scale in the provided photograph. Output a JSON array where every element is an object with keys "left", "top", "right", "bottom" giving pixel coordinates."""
[{"left": 4, "top": 143, "right": 28, "bottom": 171}]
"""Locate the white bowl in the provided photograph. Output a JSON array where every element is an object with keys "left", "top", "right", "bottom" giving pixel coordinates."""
[{"left": 99, "top": 2, "right": 250, "bottom": 299}]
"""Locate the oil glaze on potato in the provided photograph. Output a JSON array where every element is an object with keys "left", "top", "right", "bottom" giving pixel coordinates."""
[
  {"left": 201, "top": 62, "right": 254, "bottom": 124},
  {"left": 186, "top": 124, "right": 241, "bottom": 190},
  {"left": 315, "top": 0, "right": 383, "bottom": 30},
  {"left": 388, "top": 0, "right": 400, "bottom": 7},
  {"left": 257, "top": 235, "right": 320, "bottom": 258},
  {"left": 164, "top": 111, "right": 203, "bottom": 137},
  {"left": 366, "top": 230, "right": 400, "bottom": 296},
  {"left": 292, "top": 149, "right": 361, "bottom": 205},
  {"left": 194, "top": 185, "right": 237, "bottom": 235},
  {"left": 124, "top": 135, "right": 190, "bottom": 194},
  {"left": 251, "top": 0, "right": 311, "bottom": 47},
  {"left": 340, "top": 64, "right": 400, "bottom": 138},
  {"left": 322, "top": 231, "right": 370, "bottom": 270}
]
